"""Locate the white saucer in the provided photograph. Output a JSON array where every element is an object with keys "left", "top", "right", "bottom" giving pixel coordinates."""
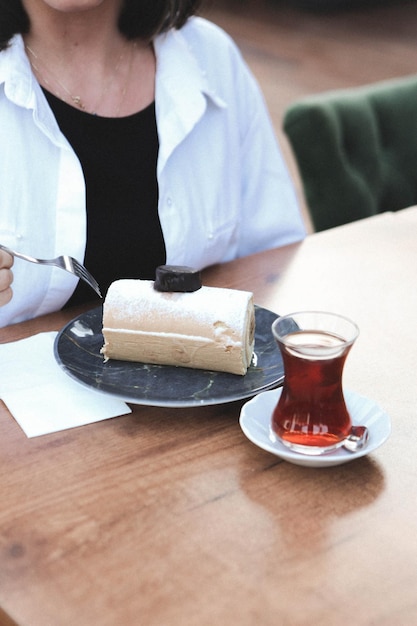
[{"left": 239, "top": 388, "right": 391, "bottom": 467}]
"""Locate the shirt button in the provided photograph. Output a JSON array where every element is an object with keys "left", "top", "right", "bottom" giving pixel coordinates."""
[{"left": 166, "top": 196, "right": 173, "bottom": 207}]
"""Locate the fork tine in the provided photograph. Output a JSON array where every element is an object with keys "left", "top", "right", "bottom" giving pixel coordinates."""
[
  {"left": 83, "top": 273, "right": 102, "bottom": 297},
  {"left": 74, "top": 260, "right": 99, "bottom": 286},
  {"left": 79, "top": 270, "right": 102, "bottom": 297},
  {"left": 67, "top": 256, "right": 102, "bottom": 298}
]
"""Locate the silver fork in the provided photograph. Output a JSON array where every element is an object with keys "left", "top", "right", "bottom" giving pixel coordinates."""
[{"left": 0, "top": 243, "right": 102, "bottom": 298}]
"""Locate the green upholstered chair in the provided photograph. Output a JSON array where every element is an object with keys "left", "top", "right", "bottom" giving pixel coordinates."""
[{"left": 283, "top": 75, "right": 417, "bottom": 231}]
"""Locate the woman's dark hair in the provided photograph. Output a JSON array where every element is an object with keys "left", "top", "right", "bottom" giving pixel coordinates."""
[{"left": 0, "top": 0, "right": 204, "bottom": 51}]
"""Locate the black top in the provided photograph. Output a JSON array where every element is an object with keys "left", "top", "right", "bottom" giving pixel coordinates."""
[{"left": 42, "top": 90, "right": 166, "bottom": 305}]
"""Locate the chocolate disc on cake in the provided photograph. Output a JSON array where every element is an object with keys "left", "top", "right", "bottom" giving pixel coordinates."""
[{"left": 154, "top": 265, "right": 202, "bottom": 293}]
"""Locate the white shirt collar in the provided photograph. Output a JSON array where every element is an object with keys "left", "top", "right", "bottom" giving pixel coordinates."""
[
  {"left": 0, "top": 35, "right": 71, "bottom": 147},
  {"left": 154, "top": 24, "right": 226, "bottom": 172},
  {"left": 1, "top": 27, "right": 227, "bottom": 158}
]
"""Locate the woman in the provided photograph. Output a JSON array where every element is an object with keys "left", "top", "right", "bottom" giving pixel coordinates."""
[{"left": 0, "top": 0, "right": 306, "bottom": 327}]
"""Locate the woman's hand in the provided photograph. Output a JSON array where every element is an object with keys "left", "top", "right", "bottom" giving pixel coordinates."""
[{"left": 0, "top": 250, "right": 13, "bottom": 307}]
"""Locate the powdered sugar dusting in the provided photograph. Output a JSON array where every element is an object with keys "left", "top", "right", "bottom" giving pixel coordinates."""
[{"left": 103, "top": 280, "right": 252, "bottom": 336}]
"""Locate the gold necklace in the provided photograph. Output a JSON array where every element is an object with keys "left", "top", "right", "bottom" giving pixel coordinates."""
[{"left": 26, "top": 43, "right": 134, "bottom": 116}]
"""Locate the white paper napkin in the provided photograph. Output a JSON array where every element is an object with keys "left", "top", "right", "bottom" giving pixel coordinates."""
[{"left": 0, "top": 332, "right": 131, "bottom": 437}]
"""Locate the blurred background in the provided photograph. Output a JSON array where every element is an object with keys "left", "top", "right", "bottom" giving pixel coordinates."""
[{"left": 202, "top": 0, "right": 417, "bottom": 231}]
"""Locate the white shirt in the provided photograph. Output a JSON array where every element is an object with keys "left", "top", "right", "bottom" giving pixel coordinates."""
[{"left": 0, "top": 17, "right": 305, "bottom": 327}]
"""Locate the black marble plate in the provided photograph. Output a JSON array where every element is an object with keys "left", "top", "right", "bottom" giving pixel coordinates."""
[{"left": 54, "top": 306, "right": 284, "bottom": 407}]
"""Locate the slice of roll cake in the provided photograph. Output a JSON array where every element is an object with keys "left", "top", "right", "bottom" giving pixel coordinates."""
[{"left": 101, "top": 278, "right": 255, "bottom": 375}]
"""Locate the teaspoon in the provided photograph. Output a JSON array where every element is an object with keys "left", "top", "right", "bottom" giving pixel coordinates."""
[{"left": 342, "top": 426, "right": 369, "bottom": 452}]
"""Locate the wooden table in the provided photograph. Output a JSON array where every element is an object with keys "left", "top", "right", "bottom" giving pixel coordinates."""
[{"left": 0, "top": 208, "right": 416, "bottom": 626}]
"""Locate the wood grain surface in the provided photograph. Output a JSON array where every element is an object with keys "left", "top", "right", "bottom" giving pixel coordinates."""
[{"left": 0, "top": 208, "right": 416, "bottom": 625}]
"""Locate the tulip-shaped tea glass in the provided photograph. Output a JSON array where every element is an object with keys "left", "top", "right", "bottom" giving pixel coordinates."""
[{"left": 271, "top": 311, "right": 359, "bottom": 456}]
